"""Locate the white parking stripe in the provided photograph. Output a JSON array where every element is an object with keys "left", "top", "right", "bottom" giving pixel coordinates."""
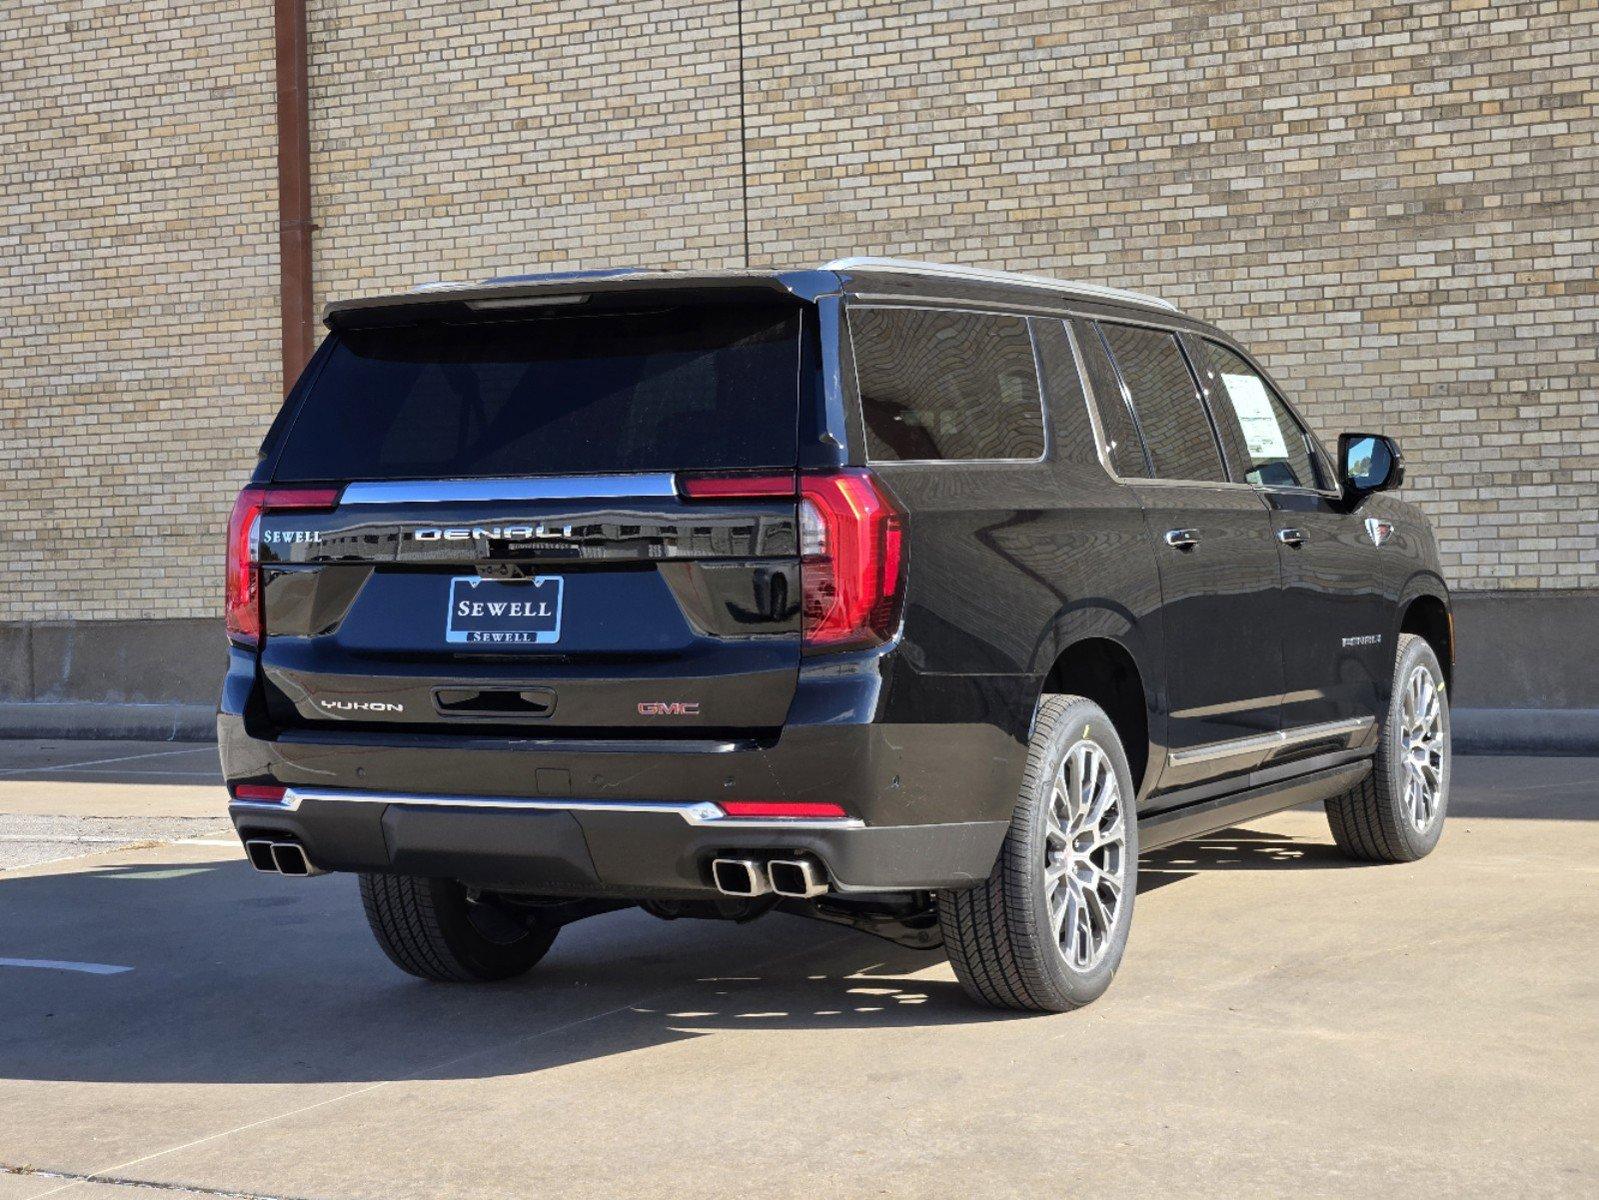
[
  {"left": 0, "top": 957, "right": 133, "bottom": 975},
  {"left": 0, "top": 746, "right": 214, "bottom": 777}
]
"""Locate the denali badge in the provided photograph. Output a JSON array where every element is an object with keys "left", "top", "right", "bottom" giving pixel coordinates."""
[
  {"left": 638, "top": 701, "right": 700, "bottom": 716},
  {"left": 1341, "top": 635, "right": 1383, "bottom": 648},
  {"left": 320, "top": 699, "right": 404, "bottom": 713},
  {"left": 414, "top": 525, "right": 573, "bottom": 542}
]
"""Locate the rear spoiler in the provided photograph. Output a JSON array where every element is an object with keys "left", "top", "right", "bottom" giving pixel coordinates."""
[{"left": 324, "top": 269, "right": 839, "bottom": 330}]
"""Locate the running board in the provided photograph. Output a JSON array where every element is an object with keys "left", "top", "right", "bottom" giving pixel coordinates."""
[{"left": 1138, "top": 761, "right": 1370, "bottom": 852}]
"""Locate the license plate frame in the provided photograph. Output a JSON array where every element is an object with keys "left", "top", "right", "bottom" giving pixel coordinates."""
[{"left": 445, "top": 576, "right": 564, "bottom": 645}]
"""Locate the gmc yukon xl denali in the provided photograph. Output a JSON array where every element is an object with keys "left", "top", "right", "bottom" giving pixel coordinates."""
[{"left": 221, "top": 258, "right": 1453, "bottom": 1011}]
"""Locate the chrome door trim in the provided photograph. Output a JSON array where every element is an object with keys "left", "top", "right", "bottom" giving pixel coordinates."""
[
  {"left": 231, "top": 787, "right": 864, "bottom": 830},
  {"left": 339, "top": 474, "right": 680, "bottom": 505},
  {"left": 1166, "top": 716, "right": 1374, "bottom": 768}
]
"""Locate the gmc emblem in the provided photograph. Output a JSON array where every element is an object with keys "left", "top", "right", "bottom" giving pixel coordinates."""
[{"left": 638, "top": 701, "right": 700, "bottom": 717}]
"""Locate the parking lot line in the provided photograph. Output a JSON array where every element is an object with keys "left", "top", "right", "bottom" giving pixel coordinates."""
[
  {"left": 0, "top": 958, "right": 133, "bottom": 975},
  {"left": 0, "top": 748, "right": 216, "bottom": 778}
]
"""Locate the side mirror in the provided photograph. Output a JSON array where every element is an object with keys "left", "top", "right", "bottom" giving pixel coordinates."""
[{"left": 1338, "top": 433, "right": 1404, "bottom": 503}]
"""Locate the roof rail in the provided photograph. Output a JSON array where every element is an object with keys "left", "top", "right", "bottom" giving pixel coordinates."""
[{"left": 821, "top": 257, "right": 1179, "bottom": 312}]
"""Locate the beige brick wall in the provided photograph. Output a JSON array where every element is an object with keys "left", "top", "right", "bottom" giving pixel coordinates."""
[
  {"left": 306, "top": 0, "right": 747, "bottom": 309},
  {"left": 2, "top": 0, "right": 1595, "bottom": 625},
  {"left": 744, "top": 0, "right": 1599, "bottom": 588},
  {"left": 1, "top": 1, "right": 280, "bottom": 621}
]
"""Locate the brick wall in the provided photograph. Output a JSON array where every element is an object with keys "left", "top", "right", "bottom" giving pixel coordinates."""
[
  {"left": 1, "top": 1, "right": 279, "bottom": 622},
  {"left": 2, "top": 0, "right": 1595, "bottom": 627}
]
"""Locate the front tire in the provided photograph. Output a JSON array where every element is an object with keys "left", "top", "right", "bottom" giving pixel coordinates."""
[
  {"left": 359, "top": 874, "right": 558, "bottom": 982},
  {"left": 1325, "top": 633, "right": 1451, "bottom": 863},
  {"left": 938, "top": 694, "right": 1138, "bottom": 1012}
]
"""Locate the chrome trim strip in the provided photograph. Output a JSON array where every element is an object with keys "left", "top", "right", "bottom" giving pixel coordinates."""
[
  {"left": 1166, "top": 716, "right": 1375, "bottom": 767},
  {"left": 233, "top": 788, "right": 864, "bottom": 830},
  {"left": 339, "top": 474, "right": 680, "bottom": 506}
]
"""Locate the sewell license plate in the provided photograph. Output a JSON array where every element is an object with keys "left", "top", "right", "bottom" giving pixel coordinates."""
[{"left": 446, "top": 576, "right": 564, "bottom": 645}]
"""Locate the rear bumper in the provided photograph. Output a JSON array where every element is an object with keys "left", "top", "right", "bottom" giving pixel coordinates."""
[
  {"left": 227, "top": 785, "right": 1006, "bottom": 895},
  {"left": 219, "top": 642, "right": 1024, "bottom": 894}
]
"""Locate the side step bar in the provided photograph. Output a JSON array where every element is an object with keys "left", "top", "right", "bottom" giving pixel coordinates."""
[{"left": 1139, "top": 761, "right": 1371, "bottom": 852}]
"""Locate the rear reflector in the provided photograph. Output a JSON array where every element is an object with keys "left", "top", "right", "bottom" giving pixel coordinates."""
[
  {"left": 231, "top": 784, "right": 288, "bottom": 804},
  {"left": 225, "top": 485, "right": 341, "bottom": 646},
  {"left": 718, "top": 800, "right": 849, "bottom": 820},
  {"left": 678, "top": 472, "right": 797, "bottom": 499}
]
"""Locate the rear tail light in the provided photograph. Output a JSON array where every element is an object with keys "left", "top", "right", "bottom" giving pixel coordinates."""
[
  {"left": 676, "top": 468, "right": 905, "bottom": 651},
  {"left": 678, "top": 472, "right": 797, "bottom": 500},
  {"left": 225, "top": 485, "right": 341, "bottom": 646},
  {"left": 798, "top": 470, "right": 905, "bottom": 650}
]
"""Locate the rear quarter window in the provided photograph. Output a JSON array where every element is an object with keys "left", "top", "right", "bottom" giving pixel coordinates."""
[{"left": 849, "top": 306, "right": 1046, "bottom": 462}]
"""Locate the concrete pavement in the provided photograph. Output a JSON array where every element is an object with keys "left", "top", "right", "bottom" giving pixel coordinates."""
[{"left": 0, "top": 744, "right": 1594, "bottom": 1199}]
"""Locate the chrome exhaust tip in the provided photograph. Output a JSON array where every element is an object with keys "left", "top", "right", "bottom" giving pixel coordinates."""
[
  {"left": 243, "top": 839, "right": 279, "bottom": 873},
  {"left": 710, "top": 857, "right": 771, "bottom": 897},
  {"left": 268, "top": 842, "right": 324, "bottom": 877},
  {"left": 767, "top": 857, "right": 829, "bottom": 899}
]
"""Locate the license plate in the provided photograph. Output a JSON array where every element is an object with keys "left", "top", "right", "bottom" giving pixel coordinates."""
[{"left": 446, "top": 576, "right": 564, "bottom": 645}]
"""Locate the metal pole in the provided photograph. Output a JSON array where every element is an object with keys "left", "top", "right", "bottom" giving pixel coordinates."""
[{"left": 275, "top": 0, "right": 313, "bottom": 393}]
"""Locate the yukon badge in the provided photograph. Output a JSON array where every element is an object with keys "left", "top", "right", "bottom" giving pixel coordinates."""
[
  {"left": 320, "top": 699, "right": 404, "bottom": 714},
  {"left": 1364, "top": 518, "right": 1394, "bottom": 548}
]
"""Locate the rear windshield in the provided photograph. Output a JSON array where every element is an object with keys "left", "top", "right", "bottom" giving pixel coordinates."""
[{"left": 271, "top": 304, "right": 802, "bottom": 481}]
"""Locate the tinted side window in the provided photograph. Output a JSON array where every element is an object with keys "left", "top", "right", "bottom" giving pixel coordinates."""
[
  {"left": 1099, "top": 324, "right": 1226, "bottom": 483},
  {"left": 851, "top": 307, "right": 1046, "bottom": 461},
  {"left": 1195, "top": 341, "right": 1324, "bottom": 490},
  {"left": 1070, "top": 319, "right": 1149, "bottom": 478}
]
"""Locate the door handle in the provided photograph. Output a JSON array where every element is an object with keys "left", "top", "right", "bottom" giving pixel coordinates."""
[
  {"left": 1164, "top": 528, "right": 1200, "bottom": 550},
  {"left": 1277, "top": 528, "right": 1306, "bottom": 547}
]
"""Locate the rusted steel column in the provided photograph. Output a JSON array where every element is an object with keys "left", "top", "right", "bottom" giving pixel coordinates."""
[{"left": 275, "top": 0, "right": 314, "bottom": 392}]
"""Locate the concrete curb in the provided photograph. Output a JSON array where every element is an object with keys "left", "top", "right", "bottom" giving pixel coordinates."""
[
  {"left": 1, "top": 701, "right": 1594, "bottom": 755},
  {"left": 0, "top": 702, "right": 214, "bottom": 742}
]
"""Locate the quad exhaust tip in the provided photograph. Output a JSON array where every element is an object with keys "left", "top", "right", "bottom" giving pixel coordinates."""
[
  {"left": 767, "top": 857, "right": 829, "bottom": 899},
  {"left": 710, "top": 857, "right": 771, "bottom": 897},
  {"left": 244, "top": 838, "right": 325, "bottom": 877},
  {"left": 710, "top": 855, "right": 830, "bottom": 899}
]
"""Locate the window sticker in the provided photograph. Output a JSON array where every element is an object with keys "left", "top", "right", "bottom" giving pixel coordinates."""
[{"left": 1221, "top": 372, "right": 1287, "bottom": 460}]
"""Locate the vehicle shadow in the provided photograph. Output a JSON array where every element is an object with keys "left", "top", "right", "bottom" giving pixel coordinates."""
[
  {"left": 1136, "top": 824, "right": 1362, "bottom": 894},
  {"left": 0, "top": 815, "right": 1480, "bottom": 1089},
  {"left": 0, "top": 857, "right": 1016, "bottom": 1089}
]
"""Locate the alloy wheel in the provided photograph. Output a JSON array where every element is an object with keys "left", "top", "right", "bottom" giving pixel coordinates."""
[
  {"left": 1044, "top": 740, "right": 1127, "bottom": 971},
  {"left": 1398, "top": 664, "right": 1447, "bottom": 832}
]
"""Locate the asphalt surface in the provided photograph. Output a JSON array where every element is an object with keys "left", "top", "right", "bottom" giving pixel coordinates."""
[{"left": 0, "top": 742, "right": 1594, "bottom": 1199}]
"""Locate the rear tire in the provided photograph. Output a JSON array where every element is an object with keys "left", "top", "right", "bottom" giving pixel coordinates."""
[
  {"left": 938, "top": 694, "right": 1138, "bottom": 1012},
  {"left": 359, "top": 874, "right": 557, "bottom": 982},
  {"left": 1325, "top": 633, "right": 1451, "bottom": 863}
]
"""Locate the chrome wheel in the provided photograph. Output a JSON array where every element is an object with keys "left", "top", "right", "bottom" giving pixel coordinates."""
[
  {"left": 1044, "top": 739, "right": 1127, "bottom": 971},
  {"left": 1399, "top": 664, "right": 1446, "bottom": 832}
]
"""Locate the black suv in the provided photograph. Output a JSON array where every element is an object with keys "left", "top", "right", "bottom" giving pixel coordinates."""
[{"left": 221, "top": 258, "right": 1453, "bottom": 1011}]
